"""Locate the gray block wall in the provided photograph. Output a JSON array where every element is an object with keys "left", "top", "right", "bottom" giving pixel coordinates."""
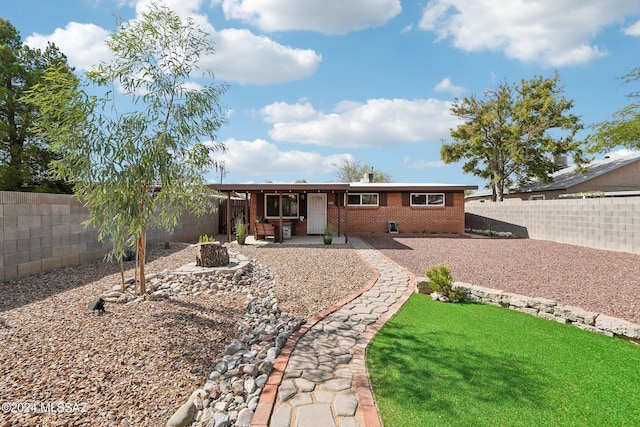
[
  {"left": 1, "top": 191, "right": 220, "bottom": 282},
  {"left": 465, "top": 197, "right": 640, "bottom": 254}
]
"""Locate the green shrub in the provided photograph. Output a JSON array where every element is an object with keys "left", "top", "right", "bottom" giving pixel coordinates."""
[
  {"left": 425, "top": 265, "right": 466, "bottom": 302},
  {"left": 199, "top": 234, "right": 216, "bottom": 243},
  {"left": 234, "top": 217, "right": 246, "bottom": 236},
  {"left": 323, "top": 224, "right": 334, "bottom": 236}
]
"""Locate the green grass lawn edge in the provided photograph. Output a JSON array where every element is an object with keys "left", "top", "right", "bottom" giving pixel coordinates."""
[{"left": 366, "top": 294, "right": 640, "bottom": 427}]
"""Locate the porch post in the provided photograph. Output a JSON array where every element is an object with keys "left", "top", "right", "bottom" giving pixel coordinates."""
[
  {"left": 226, "top": 190, "right": 232, "bottom": 243},
  {"left": 337, "top": 192, "right": 341, "bottom": 237},
  {"left": 278, "top": 191, "right": 283, "bottom": 243},
  {"left": 344, "top": 190, "right": 349, "bottom": 243}
]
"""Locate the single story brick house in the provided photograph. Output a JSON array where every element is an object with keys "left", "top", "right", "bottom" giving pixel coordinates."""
[{"left": 210, "top": 181, "right": 477, "bottom": 242}]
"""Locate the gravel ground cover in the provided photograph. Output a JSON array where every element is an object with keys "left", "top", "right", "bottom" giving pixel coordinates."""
[
  {"left": 0, "top": 241, "right": 373, "bottom": 427},
  {"left": 363, "top": 236, "right": 640, "bottom": 325},
  {"left": 235, "top": 243, "right": 374, "bottom": 319},
  {"left": 2, "top": 235, "right": 636, "bottom": 426}
]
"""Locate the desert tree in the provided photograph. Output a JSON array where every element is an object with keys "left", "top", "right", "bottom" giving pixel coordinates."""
[
  {"left": 26, "top": 4, "right": 228, "bottom": 293},
  {"left": 333, "top": 158, "right": 393, "bottom": 182},
  {"left": 0, "top": 18, "right": 74, "bottom": 192},
  {"left": 589, "top": 67, "right": 640, "bottom": 153},
  {"left": 441, "top": 73, "right": 587, "bottom": 201}
]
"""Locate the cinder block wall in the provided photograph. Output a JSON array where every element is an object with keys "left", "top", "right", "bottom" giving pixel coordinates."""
[
  {"left": 465, "top": 197, "right": 640, "bottom": 254},
  {"left": 1, "top": 191, "right": 219, "bottom": 282}
]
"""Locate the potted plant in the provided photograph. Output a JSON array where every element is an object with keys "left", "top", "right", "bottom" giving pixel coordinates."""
[
  {"left": 323, "top": 224, "right": 334, "bottom": 245},
  {"left": 235, "top": 217, "right": 247, "bottom": 245}
]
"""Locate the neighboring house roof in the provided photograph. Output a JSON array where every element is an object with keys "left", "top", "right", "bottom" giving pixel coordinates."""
[
  {"left": 465, "top": 188, "right": 494, "bottom": 199},
  {"left": 515, "top": 151, "right": 640, "bottom": 193},
  {"left": 465, "top": 151, "right": 640, "bottom": 198},
  {"left": 211, "top": 182, "right": 477, "bottom": 193}
]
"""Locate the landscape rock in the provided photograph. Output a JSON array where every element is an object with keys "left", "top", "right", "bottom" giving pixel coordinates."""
[{"left": 166, "top": 400, "right": 196, "bottom": 427}]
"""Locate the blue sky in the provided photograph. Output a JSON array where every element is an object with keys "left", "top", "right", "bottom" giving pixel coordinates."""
[{"left": 4, "top": 0, "right": 640, "bottom": 187}]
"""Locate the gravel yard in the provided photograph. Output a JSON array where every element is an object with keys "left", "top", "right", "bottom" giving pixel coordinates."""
[
  {"left": 235, "top": 243, "right": 374, "bottom": 319},
  {"left": 363, "top": 236, "right": 640, "bottom": 325},
  {"left": 0, "top": 242, "right": 373, "bottom": 427},
  {"left": 2, "top": 235, "right": 636, "bottom": 426}
]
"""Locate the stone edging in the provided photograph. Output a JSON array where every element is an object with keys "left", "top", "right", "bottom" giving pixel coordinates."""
[
  {"left": 453, "top": 282, "right": 640, "bottom": 341},
  {"left": 249, "top": 258, "right": 382, "bottom": 427}
]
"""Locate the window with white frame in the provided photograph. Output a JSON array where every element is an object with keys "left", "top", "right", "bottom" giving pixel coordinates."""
[
  {"left": 347, "top": 193, "right": 379, "bottom": 206},
  {"left": 529, "top": 195, "right": 545, "bottom": 201},
  {"left": 411, "top": 193, "right": 444, "bottom": 206},
  {"left": 265, "top": 194, "right": 299, "bottom": 218}
]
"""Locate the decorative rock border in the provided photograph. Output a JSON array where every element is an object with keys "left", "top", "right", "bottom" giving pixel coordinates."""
[
  {"left": 102, "top": 245, "right": 253, "bottom": 303},
  {"left": 453, "top": 282, "right": 640, "bottom": 342},
  {"left": 166, "top": 291, "right": 304, "bottom": 427}
]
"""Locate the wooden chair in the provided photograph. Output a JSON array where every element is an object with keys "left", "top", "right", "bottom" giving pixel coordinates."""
[{"left": 255, "top": 222, "right": 277, "bottom": 240}]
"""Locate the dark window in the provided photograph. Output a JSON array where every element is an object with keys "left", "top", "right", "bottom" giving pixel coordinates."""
[
  {"left": 347, "top": 193, "right": 379, "bottom": 206},
  {"left": 411, "top": 193, "right": 445, "bottom": 206},
  {"left": 265, "top": 194, "right": 299, "bottom": 217}
]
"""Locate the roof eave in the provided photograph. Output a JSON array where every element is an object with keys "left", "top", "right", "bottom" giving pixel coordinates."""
[{"left": 210, "top": 183, "right": 478, "bottom": 193}]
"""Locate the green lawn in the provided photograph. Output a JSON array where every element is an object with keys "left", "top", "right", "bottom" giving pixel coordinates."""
[{"left": 366, "top": 294, "right": 640, "bottom": 427}]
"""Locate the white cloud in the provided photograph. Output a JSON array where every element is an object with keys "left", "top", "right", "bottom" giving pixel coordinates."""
[
  {"left": 25, "top": 22, "right": 112, "bottom": 71},
  {"left": 135, "top": 0, "right": 204, "bottom": 19},
  {"left": 260, "top": 98, "right": 458, "bottom": 147},
  {"left": 418, "top": 0, "right": 640, "bottom": 67},
  {"left": 219, "top": 0, "right": 401, "bottom": 34},
  {"left": 623, "top": 20, "right": 640, "bottom": 36},
  {"left": 206, "top": 29, "right": 321, "bottom": 84},
  {"left": 23, "top": 0, "right": 321, "bottom": 85},
  {"left": 261, "top": 102, "right": 320, "bottom": 122},
  {"left": 219, "top": 138, "right": 354, "bottom": 176},
  {"left": 403, "top": 157, "right": 446, "bottom": 170},
  {"left": 401, "top": 24, "right": 414, "bottom": 34},
  {"left": 434, "top": 77, "right": 465, "bottom": 96}
]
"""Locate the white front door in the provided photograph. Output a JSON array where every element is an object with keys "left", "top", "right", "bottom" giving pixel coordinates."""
[{"left": 307, "top": 193, "right": 327, "bottom": 234}]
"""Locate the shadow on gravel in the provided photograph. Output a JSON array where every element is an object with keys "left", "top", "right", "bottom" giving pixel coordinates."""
[
  {"left": 0, "top": 245, "right": 190, "bottom": 313},
  {"left": 249, "top": 244, "right": 354, "bottom": 250},
  {"left": 147, "top": 298, "right": 241, "bottom": 378},
  {"left": 361, "top": 236, "right": 415, "bottom": 250}
]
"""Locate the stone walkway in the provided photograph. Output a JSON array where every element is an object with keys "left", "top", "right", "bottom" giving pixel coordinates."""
[{"left": 251, "top": 237, "right": 416, "bottom": 427}]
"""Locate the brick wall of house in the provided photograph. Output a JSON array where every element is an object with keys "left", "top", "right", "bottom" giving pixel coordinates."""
[
  {"left": 332, "top": 192, "right": 466, "bottom": 236},
  {"left": 248, "top": 191, "right": 467, "bottom": 237}
]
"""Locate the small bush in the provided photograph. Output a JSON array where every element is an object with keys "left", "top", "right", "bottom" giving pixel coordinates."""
[
  {"left": 324, "top": 224, "right": 334, "bottom": 236},
  {"left": 425, "top": 265, "right": 466, "bottom": 302},
  {"left": 122, "top": 247, "right": 136, "bottom": 261},
  {"left": 234, "top": 217, "right": 246, "bottom": 236},
  {"left": 199, "top": 234, "right": 216, "bottom": 243}
]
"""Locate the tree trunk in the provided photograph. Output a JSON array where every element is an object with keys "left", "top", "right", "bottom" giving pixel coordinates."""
[
  {"left": 497, "top": 179, "right": 505, "bottom": 202},
  {"left": 138, "top": 231, "right": 147, "bottom": 295},
  {"left": 196, "top": 242, "right": 229, "bottom": 267},
  {"left": 120, "top": 257, "right": 126, "bottom": 292}
]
